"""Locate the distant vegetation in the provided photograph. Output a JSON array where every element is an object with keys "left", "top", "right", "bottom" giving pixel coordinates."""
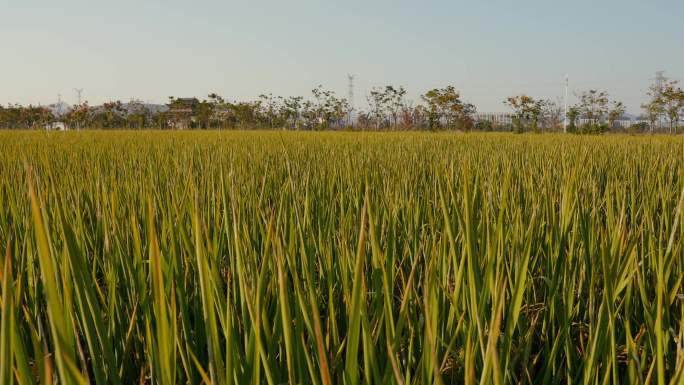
[
  {"left": 0, "top": 81, "right": 682, "bottom": 132},
  {"left": 2, "top": 132, "right": 684, "bottom": 384}
]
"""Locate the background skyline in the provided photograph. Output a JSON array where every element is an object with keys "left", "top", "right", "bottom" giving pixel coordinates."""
[{"left": 2, "top": 0, "right": 682, "bottom": 114}]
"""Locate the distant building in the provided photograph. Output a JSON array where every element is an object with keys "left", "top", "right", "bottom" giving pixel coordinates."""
[
  {"left": 45, "top": 121, "right": 67, "bottom": 131},
  {"left": 167, "top": 97, "right": 199, "bottom": 129},
  {"left": 475, "top": 111, "right": 660, "bottom": 130},
  {"left": 474, "top": 112, "right": 514, "bottom": 125},
  {"left": 609, "top": 116, "right": 639, "bottom": 129},
  {"left": 578, "top": 115, "right": 646, "bottom": 129}
]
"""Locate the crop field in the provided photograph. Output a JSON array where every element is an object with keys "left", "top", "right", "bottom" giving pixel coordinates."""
[{"left": 2, "top": 131, "right": 684, "bottom": 384}]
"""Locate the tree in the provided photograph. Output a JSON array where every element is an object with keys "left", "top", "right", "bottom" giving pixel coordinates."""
[
  {"left": 258, "top": 93, "right": 283, "bottom": 129},
  {"left": 125, "top": 100, "right": 152, "bottom": 129},
  {"left": 643, "top": 83, "right": 665, "bottom": 132},
  {"left": 641, "top": 99, "right": 664, "bottom": 133},
  {"left": 19, "top": 105, "right": 54, "bottom": 129},
  {"left": 310, "top": 85, "right": 348, "bottom": 129},
  {"left": 540, "top": 100, "right": 563, "bottom": 131},
  {"left": 231, "top": 101, "right": 261, "bottom": 128},
  {"left": 411, "top": 105, "right": 429, "bottom": 129},
  {"left": 331, "top": 97, "right": 350, "bottom": 129},
  {"left": 504, "top": 95, "right": 548, "bottom": 132},
  {"left": 660, "top": 81, "right": 684, "bottom": 133},
  {"left": 91, "top": 101, "right": 125, "bottom": 129},
  {"left": 0, "top": 105, "right": 23, "bottom": 129},
  {"left": 167, "top": 97, "right": 199, "bottom": 129},
  {"left": 577, "top": 90, "right": 609, "bottom": 129},
  {"left": 364, "top": 85, "right": 406, "bottom": 129},
  {"left": 193, "top": 100, "right": 214, "bottom": 129},
  {"left": 399, "top": 102, "right": 416, "bottom": 129},
  {"left": 383, "top": 86, "right": 407, "bottom": 127},
  {"left": 607, "top": 101, "right": 626, "bottom": 130},
  {"left": 282, "top": 96, "right": 303, "bottom": 129},
  {"left": 505, "top": 95, "right": 533, "bottom": 132},
  {"left": 65, "top": 102, "right": 91, "bottom": 130},
  {"left": 206, "top": 93, "right": 232, "bottom": 129},
  {"left": 367, "top": 87, "right": 388, "bottom": 129},
  {"left": 422, "top": 86, "right": 475, "bottom": 130},
  {"left": 355, "top": 110, "right": 372, "bottom": 129},
  {"left": 566, "top": 106, "right": 581, "bottom": 131}
]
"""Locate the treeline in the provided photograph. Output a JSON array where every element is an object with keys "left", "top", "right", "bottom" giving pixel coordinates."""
[
  {"left": 0, "top": 101, "right": 167, "bottom": 130},
  {"left": 505, "top": 91, "right": 626, "bottom": 134},
  {"left": 1, "top": 82, "right": 682, "bottom": 132},
  {"left": 503, "top": 81, "right": 683, "bottom": 133},
  {"left": 0, "top": 85, "right": 478, "bottom": 130}
]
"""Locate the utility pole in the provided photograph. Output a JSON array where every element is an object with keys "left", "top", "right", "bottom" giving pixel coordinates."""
[
  {"left": 75, "top": 88, "right": 83, "bottom": 105},
  {"left": 564, "top": 74, "right": 568, "bottom": 133},
  {"left": 57, "top": 93, "right": 64, "bottom": 116},
  {"left": 347, "top": 74, "right": 354, "bottom": 127}
]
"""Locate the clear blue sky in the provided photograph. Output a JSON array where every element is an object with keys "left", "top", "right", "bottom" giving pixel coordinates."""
[{"left": 2, "top": 0, "right": 682, "bottom": 113}]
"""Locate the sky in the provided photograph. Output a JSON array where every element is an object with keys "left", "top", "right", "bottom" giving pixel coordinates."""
[{"left": 1, "top": 0, "right": 682, "bottom": 114}]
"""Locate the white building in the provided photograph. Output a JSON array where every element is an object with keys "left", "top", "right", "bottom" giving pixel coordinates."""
[
  {"left": 474, "top": 112, "right": 514, "bottom": 125},
  {"left": 45, "top": 122, "right": 67, "bottom": 131}
]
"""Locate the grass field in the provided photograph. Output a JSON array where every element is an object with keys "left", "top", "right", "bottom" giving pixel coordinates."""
[{"left": 1, "top": 131, "right": 684, "bottom": 384}]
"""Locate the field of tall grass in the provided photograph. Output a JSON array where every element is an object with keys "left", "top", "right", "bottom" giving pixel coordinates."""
[{"left": 1, "top": 131, "right": 684, "bottom": 384}]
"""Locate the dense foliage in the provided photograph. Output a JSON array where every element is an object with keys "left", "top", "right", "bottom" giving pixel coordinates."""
[
  {"left": 2, "top": 131, "right": 684, "bottom": 384},
  {"left": 0, "top": 86, "right": 479, "bottom": 131},
  {"left": 2, "top": 81, "right": 682, "bottom": 132}
]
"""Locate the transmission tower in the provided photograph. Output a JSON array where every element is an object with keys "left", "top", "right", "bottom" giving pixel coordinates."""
[
  {"left": 75, "top": 88, "right": 84, "bottom": 105},
  {"left": 650, "top": 71, "right": 668, "bottom": 129},
  {"left": 651, "top": 71, "right": 668, "bottom": 96},
  {"left": 347, "top": 74, "right": 354, "bottom": 127},
  {"left": 655, "top": 71, "right": 667, "bottom": 88}
]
